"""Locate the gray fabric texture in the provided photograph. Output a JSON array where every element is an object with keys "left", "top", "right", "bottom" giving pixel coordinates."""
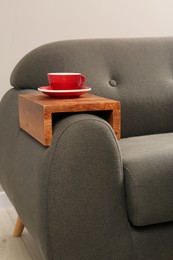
[
  {"left": 0, "top": 89, "right": 132, "bottom": 259},
  {"left": 120, "top": 133, "right": 173, "bottom": 226},
  {"left": 10, "top": 37, "right": 173, "bottom": 138},
  {"left": 131, "top": 222, "right": 173, "bottom": 259}
]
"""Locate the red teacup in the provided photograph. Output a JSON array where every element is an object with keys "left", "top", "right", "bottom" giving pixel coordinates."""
[{"left": 48, "top": 73, "right": 85, "bottom": 90}]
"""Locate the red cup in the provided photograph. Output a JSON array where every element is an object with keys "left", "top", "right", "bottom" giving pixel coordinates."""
[{"left": 48, "top": 73, "right": 85, "bottom": 90}]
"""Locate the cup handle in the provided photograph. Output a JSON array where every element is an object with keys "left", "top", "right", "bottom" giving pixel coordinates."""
[{"left": 79, "top": 74, "right": 85, "bottom": 88}]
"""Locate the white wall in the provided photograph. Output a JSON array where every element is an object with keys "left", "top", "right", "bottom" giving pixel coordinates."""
[{"left": 1, "top": 0, "right": 173, "bottom": 99}]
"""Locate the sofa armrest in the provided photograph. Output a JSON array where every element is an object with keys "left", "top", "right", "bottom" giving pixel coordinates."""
[
  {"left": 41, "top": 113, "right": 132, "bottom": 259},
  {"left": 0, "top": 89, "right": 132, "bottom": 260}
]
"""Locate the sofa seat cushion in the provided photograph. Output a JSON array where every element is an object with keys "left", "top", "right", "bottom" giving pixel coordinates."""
[{"left": 119, "top": 133, "right": 173, "bottom": 227}]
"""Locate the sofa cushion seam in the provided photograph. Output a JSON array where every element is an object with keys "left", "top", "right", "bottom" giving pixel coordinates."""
[{"left": 123, "top": 165, "right": 140, "bottom": 226}]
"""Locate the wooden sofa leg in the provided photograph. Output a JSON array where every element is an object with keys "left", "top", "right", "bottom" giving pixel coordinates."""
[{"left": 13, "top": 216, "right": 25, "bottom": 237}]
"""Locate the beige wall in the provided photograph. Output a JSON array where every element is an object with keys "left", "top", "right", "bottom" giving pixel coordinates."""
[{"left": 1, "top": 0, "right": 173, "bottom": 99}]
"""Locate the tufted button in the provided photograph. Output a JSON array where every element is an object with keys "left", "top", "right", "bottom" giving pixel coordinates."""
[{"left": 109, "top": 80, "right": 117, "bottom": 87}]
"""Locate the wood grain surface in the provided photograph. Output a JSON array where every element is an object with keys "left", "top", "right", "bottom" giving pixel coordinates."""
[{"left": 19, "top": 93, "right": 121, "bottom": 146}]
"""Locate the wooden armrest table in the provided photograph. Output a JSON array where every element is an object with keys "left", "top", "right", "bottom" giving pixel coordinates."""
[
  {"left": 19, "top": 93, "right": 121, "bottom": 146},
  {"left": 15, "top": 93, "right": 120, "bottom": 236}
]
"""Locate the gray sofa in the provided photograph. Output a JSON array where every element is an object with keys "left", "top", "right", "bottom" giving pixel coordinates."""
[{"left": 1, "top": 37, "right": 173, "bottom": 259}]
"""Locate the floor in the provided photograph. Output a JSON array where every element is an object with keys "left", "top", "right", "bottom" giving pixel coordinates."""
[{"left": 0, "top": 192, "right": 43, "bottom": 259}]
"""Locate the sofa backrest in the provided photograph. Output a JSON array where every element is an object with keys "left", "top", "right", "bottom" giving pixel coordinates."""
[{"left": 10, "top": 37, "right": 173, "bottom": 138}]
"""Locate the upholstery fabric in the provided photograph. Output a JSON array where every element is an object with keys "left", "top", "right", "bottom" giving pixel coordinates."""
[
  {"left": 10, "top": 37, "right": 173, "bottom": 138},
  {"left": 120, "top": 133, "right": 173, "bottom": 226},
  {"left": 131, "top": 222, "right": 173, "bottom": 259}
]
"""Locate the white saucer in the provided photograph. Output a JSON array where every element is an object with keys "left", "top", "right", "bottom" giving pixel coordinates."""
[{"left": 38, "top": 86, "right": 91, "bottom": 98}]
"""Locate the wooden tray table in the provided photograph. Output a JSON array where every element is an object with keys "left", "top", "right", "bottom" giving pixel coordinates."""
[{"left": 18, "top": 93, "right": 121, "bottom": 146}]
